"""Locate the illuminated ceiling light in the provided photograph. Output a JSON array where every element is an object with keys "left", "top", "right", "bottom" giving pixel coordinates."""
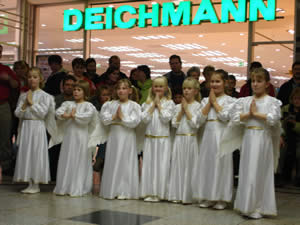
[
  {"left": 123, "top": 64, "right": 139, "bottom": 68},
  {"left": 127, "top": 53, "right": 166, "bottom": 58},
  {"left": 65, "top": 38, "right": 84, "bottom": 43},
  {"left": 38, "top": 42, "right": 44, "bottom": 45},
  {"left": 132, "top": 35, "right": 175, "bottom": 40},
  {"left": 150, "top": 58, "right": 169, "bottom": 63},
  {"left": 270, "top": 61, "right": 274, "bottom": 63},
  {"left": 161, "top": 43, "right": 208, "bottom": 50},
  {"left": 267, "top": 68, "right": 276, "bottom": 72},
  {"left": 221, "top": 43, "right": 226, "bottom": 46},
  {"left": 290, "top": 55, "right": 293, "bottom": 58},
  {"left": 240, "top": 50, "right": 245, "bottom": 53},
  {"left": 152, "top": 73, "right": 163, "bottom": 77},
  {"left": 276, "top": 8, "right": 285, "bottom": 13},
  {"left": 90, "top": 54, "right": 109, "bottom": 59},
  {"left": 256, "top": 56, "right": 261, "bottom": 59},
  {"left": 41, "top": 24, "right": 47, "bottom": 27},
  {"left": 240, "top": 33, "right": 245, "bottom": 36},
  {"left": 122, "top": 61, "right": 135, "bottom": 64},
  {"left": 282, "top": 65, "right": 286, "bottom": 68},
  {"left": 193, "top": 50, "right": 227, "bottom": 57},
  {"left": 90, "top": 38, "right": 105, "bottom": 42},
  {"left": 182, "top": 63, "right": 202, "bottom": 68},
  {"left": 108, "top": 5, "right": 114, "bottom": 7},
  {"left": 152, "top": 69, "right": 170, "bottom": 73},
  {"left": 275, "top": 49, "right": 280, "bottom": 52},
  {"left": 198, "top": 34, "right": 204, "bottom": 38},
  {"left": 69, "top": 8, "right": 74, "bottom": 10},
  {"left": 287, "top": 29, "right": 295, "bottom": 34},
  {"left": 98, "top": 46, "right": 142, "bottom": 52},
  {"left": 151, "top": 2, "right": 157, "bottom": 4}
]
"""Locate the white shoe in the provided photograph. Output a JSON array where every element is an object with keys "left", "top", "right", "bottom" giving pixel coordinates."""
[
  {"left": 117, "top": 195, "right": 126, "bottom": 200},
  {"left": 27, "top": 184, "right": 40, "bottom": 194},
  {"left": 199, "top": 201, "right": 215, "bottom": 208},
  {"left": 21, "top": 187, "right": 32, "bottom": 194},
  {"left": 144, "top": 196, "right": 160, "bottom": 202},
  {"left": 249, "top": 212, "right": 263, "bottom": 219},
  {"left": 213, "top": 202, "right": 227, "bottom": 210},
  {"left": 144, "top": 197, "right": 153, "bottom": 202}
]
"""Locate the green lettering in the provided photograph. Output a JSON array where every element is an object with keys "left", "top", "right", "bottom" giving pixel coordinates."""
[
  {"left": 85, "top": 7, "right": 104, "bottom": 30},
  {"left": 138, "top": 3, "right": 160, "bottom": 28},
  {"left": 63, "top": 9, "right": 83, "bottom": 31},
  {"left": 221, "top": 0, "right": 246, "bottom": 23},
  {"left": 115, "top": 5, "right": 137, "bottom": 29},
  {"left": 162, "top": 1, "right": 191, "bottom": 26},
  {"left": 249, "top": 0, "right": 276, "bottom": 21},
  {"left": 192, "top": 0, "right": 219, "bottom": 24}
]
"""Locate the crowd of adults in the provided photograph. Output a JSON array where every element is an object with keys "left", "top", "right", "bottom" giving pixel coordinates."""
[{"left": 0, "top": 43, "right": 300, "bottom": 187}]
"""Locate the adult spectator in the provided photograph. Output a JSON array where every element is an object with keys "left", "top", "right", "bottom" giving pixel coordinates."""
[
  {"left": 200, "top": 65, "right": 215, "bottom": 98},
  {"left": 0, "top": 44, "right": 20, "bottom": 180},
  {"left": 129, "top": 68, "right": 139, "bottom": 89},
  {"left": 96, "top": 66, "right": 123, "bottom": 96},
  {"left": 277, "top": 61, "right": 300, "bottom": 106},
  {"left": 226, "top": 75, "right": 239, "bottom": 98},
  {"left": 84, "top": 58, "right": 100, "bottom": 85},
  {"left": 239, "top": 62, "right": 275, "bottom": 97},
  {"left": 164, "top": 55, "right": 186, "bottom": 93},
  {"left": 95, "top": 55, "right": 127, "bottom": 85},
  {"left": 44, "top": 55, "right": 68, "bottom": 96},
  {"left": 54, "top": 75, "right": 76, "bottom": 109},
  {"left": 187, "top": 66, "right": 201, "bottom": 81},
  {"left": 137, "top": 65, "right": 152, "bottom": 104},
  {"left": 72, "top": 58, "right": 96, "bottom": 96}
]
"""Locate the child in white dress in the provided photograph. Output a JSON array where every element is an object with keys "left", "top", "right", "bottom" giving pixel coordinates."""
[
  {"left": 99, "top": 79, "right": 141, "bottom": 199},
  {"left": 54, "top": 80, "right": 97, "bottom": 197},
  {"left": 193, "top": 70, "right": 236, "bottom": 209},
  {"left": 140, "top": 76, "right": 175, "bottom": 202},
  {"left": 230, "top": 68, "right": 281, "bottom": 219},
  {"left": 168, "top": 78, "right": 201, "bottom": 204},
  {"left": 14, "top": 68, "right": 56, "bottom": 194}
]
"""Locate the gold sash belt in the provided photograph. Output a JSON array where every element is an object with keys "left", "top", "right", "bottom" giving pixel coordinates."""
[
  {"left": 207, "top": 119, "right": 220, "bottom": 122},
  {"left": 111, "top": 122, "right": 123, "bottom": 126},
  {"left": 176, "top": 133, "right": 196, "bottom": 136},
  {"left": 145, "top": 134, "right": 169, "bottom": 138},
  {"left": 246, "top": 126, "right": 264, "bottom": 130}
]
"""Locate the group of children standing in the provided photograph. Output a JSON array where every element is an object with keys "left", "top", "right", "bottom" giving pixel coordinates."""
[{"left": 13, "top": 67, "right": 281, "bottom": 220}]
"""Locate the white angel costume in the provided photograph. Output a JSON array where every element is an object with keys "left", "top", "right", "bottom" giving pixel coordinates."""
[
  {"left": 100, "top": 100, "right": 141, "bottom": 199},
  {"left": 14, "top": 89, "right": 56, "bottom": 184},
  {"left": 192, "top": 95, "right": 236, "bottom": 203},
  {"left": 53, "top": 101, "right": 97, "bottom": 197},
  {"left": 222, "top": 96, "right": 281, "bottom": 217},
  {"left": 140, "top": 99, "right": 175, "bottom": 200},
  {"left": 168, "top": 101, "right": 201, "bottom": 203}
]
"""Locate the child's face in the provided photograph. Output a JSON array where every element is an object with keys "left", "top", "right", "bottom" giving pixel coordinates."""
[
  {"left": 190, "top": 72, "right": 200, "bottom": 81},
  {"left": 293, "top": 95, "right": 300, "bottom": 108},
  {"left": 210, "top": 74, "right": 225, "bottom": 95},
  {"left": 99, "top": 89, "right": 111, "bottom": 104},
  {"left": 251, "top": 76, "right": 269, "bottom": 96},
  {"left": 152, "top": 83, "right": 166, "bottom": 97},
  {"left": 173, "top": 94, "right": 183, "bottom": 104},
  {"left": 73, "top": 86, "right": 84, "bottom": 101},
  {"left": 109, "top": 70, "right": 120, "bottom": 82},
  {"left": 28, "top": 71, "right": 40, "bottom": 90},
  {"left": 117, "top": 83, "right": 131, "bottom": 102},
  {"left": 14, "top": 65, "right": 28, "bottom": 79},
  {"left": 183, "top": 86, "right": 197, "bottom": 101},
  {"left": 73, "top": 65, "right": 85, "bottom": 77}
]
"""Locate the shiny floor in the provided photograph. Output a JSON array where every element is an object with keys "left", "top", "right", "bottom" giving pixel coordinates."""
[{"left": 0, "top": 183, "right": 300, "bottom": 225}]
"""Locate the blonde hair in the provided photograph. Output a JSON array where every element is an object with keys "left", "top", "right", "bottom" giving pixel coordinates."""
[
  {"left": 250, "top": 67, "right": 270, "bottom": 82},
  {"left": 114, "top": 79, "right": 139, "bottom": 103},
  {"left": 146, "top": 76, "right": 171, "bottom": 104},
  {"left": 182, "top": 77, "right": 202, "bottom": 102},
  {"left": 74, "top": 80, "right": 90, "bottom": 100},
  {"left": 28, "top": 67, "right": 44, "bottom": 88}
]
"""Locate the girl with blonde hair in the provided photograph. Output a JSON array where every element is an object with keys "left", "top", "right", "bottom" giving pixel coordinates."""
[{"left": 140, "top": 76, "right": 175, "bottom": 202}]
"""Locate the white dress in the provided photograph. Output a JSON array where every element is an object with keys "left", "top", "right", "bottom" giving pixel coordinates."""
[
  {"left": 54, "top": 101, "right": 97, "bottom": 197},
  {"left": 168, "top": 101, "right": 201, "bottom": 203},
  {"left": 14, "top": 89, "right": 56, "bottom": 184},
  {"left": 100, "top": 100, "right": 141, "bottom": 199},
  {"left": 140, "top": 99, "right": 175, "bottom": 200},
  {"left": 192, "top": 95, "right": 236, "bottom": 202},
  {"left": 232, "top": 95, "right": 281, "bottom": 216}
]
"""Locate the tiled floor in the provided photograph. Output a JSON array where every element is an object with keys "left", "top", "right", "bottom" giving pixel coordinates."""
[{"left": 0, "top": 183, "right": 299, "bottom": 225}]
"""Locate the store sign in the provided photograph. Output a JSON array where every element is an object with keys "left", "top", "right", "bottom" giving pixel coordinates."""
[{"left": 63, "top": 0, "right": 276, "bottom": 31}]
